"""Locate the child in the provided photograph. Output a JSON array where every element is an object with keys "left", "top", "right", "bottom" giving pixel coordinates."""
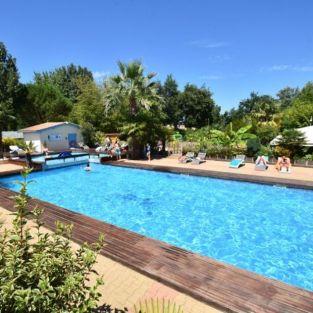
[
  {"left": 84, "top": 162, "right": 91, "bottom": 171},
  {"left": 146, "top": 143, "right": 151, "bottom": 161}
]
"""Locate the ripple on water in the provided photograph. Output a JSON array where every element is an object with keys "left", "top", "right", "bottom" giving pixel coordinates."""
[{"left": 0, "top": 163, "right": 313, "bottom": 291}]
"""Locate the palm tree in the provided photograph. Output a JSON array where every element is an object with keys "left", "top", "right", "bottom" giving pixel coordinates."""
[
  {"left": 104, "top": 61, "right": 162, "bottom": 158},
  {"left": 20, "top": 141, "right": 35, "bottom": 167}
]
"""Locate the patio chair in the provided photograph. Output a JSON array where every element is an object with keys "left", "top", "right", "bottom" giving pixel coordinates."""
[
  {"left": 229, "top": 155, "right": 246, "bottom": 168},
  {"left": 179, "top": 152, "right": 195, "bottom": 163},
  {"left": 95, "top": 146, "right": 105, "bottom": 152},
  {"left": 78, "top": 142, "right": 90, "bottom": 150},
  {"left": 255, "top": 156, "right": 269, "bottom": 171},
  {"left": 192, "top": 152, "right": 207, "bottom": 165},
  {"left": 9, "top": 145, "right": 26, "bottom": 157}
]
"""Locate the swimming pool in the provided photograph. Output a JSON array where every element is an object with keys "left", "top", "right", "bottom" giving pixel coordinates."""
[{"left": 1, "top": 164, "right": 312, "bottom": 291}]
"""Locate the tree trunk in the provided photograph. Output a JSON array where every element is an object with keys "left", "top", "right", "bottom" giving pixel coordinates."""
[
  {"left": 0, "top": 128, "right": 3, "bottom": 159},
  {"left": 26, "top": 153, "right": 32, "bottom": 168},
  {"left": 128, "top": 137, "right": 142, "bottom": 159},
  {"left": 130, "top": 96, "right": 137, "bottom": 116}
]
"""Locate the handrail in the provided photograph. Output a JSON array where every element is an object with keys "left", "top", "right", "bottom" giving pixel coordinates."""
[{"left": 45, "top": 153, "right": 89, "bottom": 163}]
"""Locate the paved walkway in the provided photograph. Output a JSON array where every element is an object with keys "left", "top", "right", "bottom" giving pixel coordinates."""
[
  {"left": 0, "top": 162, "right": 24, "bottom": 176},
  {"left": 0, "top": 206, "right": 223, "bottom": 313},
  {"left": 117, "top": 158, "right": 313, "bottom": 184}
]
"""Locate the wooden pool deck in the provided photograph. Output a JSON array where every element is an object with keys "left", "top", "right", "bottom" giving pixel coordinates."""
[{"left": 0, "top": 186, "right": 312, "bottom": 313}]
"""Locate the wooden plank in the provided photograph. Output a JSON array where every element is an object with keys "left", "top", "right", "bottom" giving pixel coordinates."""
[{"left": 0, "top": 187, "right": 312, "bottom": 313}]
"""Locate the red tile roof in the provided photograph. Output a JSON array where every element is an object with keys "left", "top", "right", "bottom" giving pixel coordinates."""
[{"left": 20, "top": 122, "right": 78, "bottom": 132}]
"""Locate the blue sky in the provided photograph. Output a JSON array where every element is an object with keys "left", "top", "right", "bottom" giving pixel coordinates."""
[{"left": 1, "top": 0, "right": 313, "bottom": 111}]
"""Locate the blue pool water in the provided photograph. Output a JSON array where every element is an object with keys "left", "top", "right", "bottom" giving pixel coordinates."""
[{"left": 1, "top": 164, "right": 313, "bottom": 290}]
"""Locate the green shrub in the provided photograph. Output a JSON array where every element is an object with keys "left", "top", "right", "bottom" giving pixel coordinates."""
[
  {"left": 182, "top": 142, "right": 199, "bottom": 154},
  {"left": 276, "top": 129, "right": 307, "bottom": 159},
  {"left": 259, "top": 145, "right": 274, "bottom": 158},
  {"left": 246, "top": 138, "right": 261, "bottom": 157},
  {"left": 1, "top": 138, "right": 24, "bottom": 151},
  {"left": 0, "top": 168, "right": 105, "bottom": 312},
  {"left": 95, "top": 131, "right": 106, "bottom": 145},
  {"left": 304, "top": 154, "right": 313, "bottom": 161},
  {"left": 81, "top": 122, "right": 97, "bottom": 147},
  {"left": 273, "top": 146, "right": 291, "bottom": 158}
]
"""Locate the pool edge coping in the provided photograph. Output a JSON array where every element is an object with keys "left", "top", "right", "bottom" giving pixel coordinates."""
[{"left": 107, "top": 160, "right": 313, "bottom": 190}]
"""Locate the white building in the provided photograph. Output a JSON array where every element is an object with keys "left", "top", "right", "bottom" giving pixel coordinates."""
[
  {"left": 20, "top": 122, "right": 83, "bottom": 153},
  {"left": 1, "top": 131, "right": 24, "bottom": 139},
  {"left": 270, "top": 126, "right": 313, "bottom": 147}
]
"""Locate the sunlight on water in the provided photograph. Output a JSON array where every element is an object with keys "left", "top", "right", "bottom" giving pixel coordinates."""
[{"left": 1, "top": 164, "right": 313, "bottom": 290}]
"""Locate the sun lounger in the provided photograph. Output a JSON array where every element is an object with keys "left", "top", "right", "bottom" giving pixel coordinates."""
[
  {"left": 255, "top": 156, "right": 269, "bottom": 171},
  {"left": 9, "top": 145, "right": 26, "bottom": 157},
  {"left": 95, "top": 146, "right": 104, "bottom": 152},
  {"left": 280, "top": 166, "right": 292, "bottom": 173},
  {"left": 179, "top": 152, "right": 195, "bottom": 163},
  {"left": 229, "top": 155, "right": 245, "bottom": 168},
  {"left": 192, "top": 152, "right": 206, "bottom": 164},
  {"left": 78, "top": 142, "right": 90, "bottom": 150}
]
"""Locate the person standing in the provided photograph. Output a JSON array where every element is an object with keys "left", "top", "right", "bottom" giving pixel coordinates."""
[
  {"left": 115, "top": 141, "right": 121, "bottom": 160},
  {"left": 146, "top": 143, "right": 151, "bottom": 161}
]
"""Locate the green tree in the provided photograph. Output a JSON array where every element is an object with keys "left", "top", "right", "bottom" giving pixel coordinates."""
[
  {"left": 34, "top": 64, "right": 93, "bottom": 104},
  {"left": 237, "top": 92, "right": 278, "bottom": 122},
  {"left": 0, "top": 169, "right": 104, "bottom": 312},
  {"left": 70, "top": 79, "right": 106, "bottom": 132},
  {"left": 158, "top": 75, "right": 181, "bottom": 126},
  {"left": 277, "top": 87, "right": 299, "bottom": 110},
  {"left": 22, "top": 81, "right": 72, "bottom": 125},
  {"left": 255, "top": 122, "right": 279, "bottom": 145},
  {"left": 0, "top": 42, "right": 20, "bottom": 156},
  {"left": 104, "top": 61, "right": 164, "bottom": 158},
  {"left": 177, "top": 84, "right": 220, "bottom": 128},
  {"left": 281, "top": 82, "right": 313, "bottom": 128},
  {"left": 276, "top": 129, "right": 307, "bottom": 159}
]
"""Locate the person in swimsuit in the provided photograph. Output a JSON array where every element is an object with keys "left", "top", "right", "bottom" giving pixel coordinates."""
[
  {"left": 84, "top": 162, "right": 91, "bottom": 171},
  {"left": 276, "top": 156, "right": 291, "bottom": 172},
  {"left": 115, "top": 141, "right": 121, "bottom": 160}
]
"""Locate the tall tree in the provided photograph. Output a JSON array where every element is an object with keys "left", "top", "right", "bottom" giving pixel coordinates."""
[
  {"left": 277, "top": 87, "right": 300, "bottom": 110},
  {"left": 281, "top": 82, "right": 313, "bottom": 128},
  {"left": 70, "top": 79, "right": 108, "bottom": 145},
  {"left": 34, "top": 64, "right": 93, "bottom": 104},
  {"left": 21, "top": 81, "right": 72, "bottom": 125},
  {"left": 70, "top": 79, "right": 104, "bottom": 129},
  {"left": 158, "top": 75, "right": 180, "bottom": 126},
  {"left": 177, "top": 84, "right": 220, "bottom": 128},
  {"left": 236, "top": 92, "right": 278, "bottom": 122},
  {"left": 0, "top": 42, "right": 20, "bottom": 155},
  {"left": 104, "top": 61, "right": 164, "bottom": 158}
]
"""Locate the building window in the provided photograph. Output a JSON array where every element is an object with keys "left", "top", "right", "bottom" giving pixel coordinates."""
[{"left": 48, "top": 134, "right": 62, "bottom": 141}]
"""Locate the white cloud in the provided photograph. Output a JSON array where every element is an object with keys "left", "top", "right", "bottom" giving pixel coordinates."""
[
  {"left": 92, "top": 71, "right": 110, "bottom": 80},
  {"left": 262, "top": 64, "right": 313, "bottom": 72},
  {"left": 188, "top": 40, "right": 229, "bottom": 49},
  {"left": 207, "top": 54, "right": 231, "bottom": 63},
  {"left": 199, "top": 75, "right": 223, "bottom": 80}
]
